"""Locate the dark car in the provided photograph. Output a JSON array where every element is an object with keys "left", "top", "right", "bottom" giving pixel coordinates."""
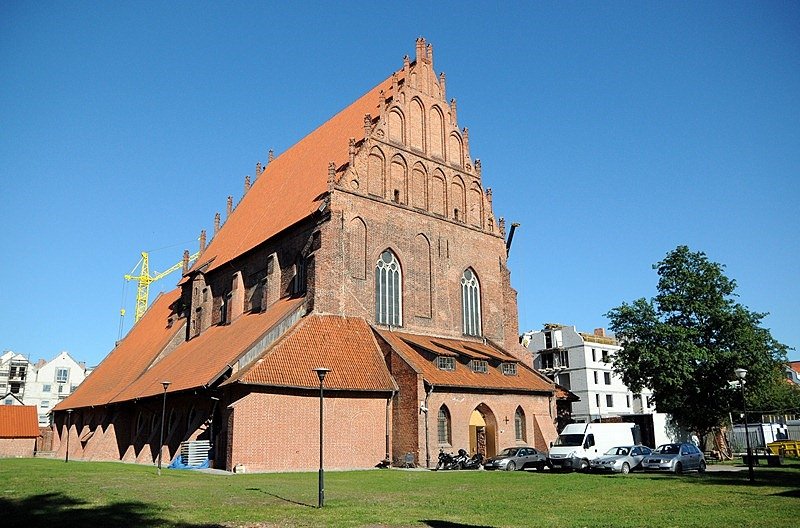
[
  {"left": 483, "top": 446, "right": 547, "bottom": 471},
  {"left": 642, "top": 443, "right": 706, "bottom": 474}
]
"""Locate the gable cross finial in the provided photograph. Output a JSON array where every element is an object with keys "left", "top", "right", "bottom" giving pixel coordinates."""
[
  {"left": 199, "top": 229, "right": 207, "bottom": 252},
  {"left": 256, "top": 162, "right": 262, "bottom": 176},
  {"left": 244, "top": 175, "right": 251, "bottom": 193},
  {"left": 214, "top": 212, "right": 221, "bottom": 234},
  {"left": 226, "top": 195, "right": 233, "bottom": 217},
  {"left": 268, "top": 149, "right": 275, "bottom": 163},
  {"left": 182, "top": 250, "right": 190, "bottom": 274}
]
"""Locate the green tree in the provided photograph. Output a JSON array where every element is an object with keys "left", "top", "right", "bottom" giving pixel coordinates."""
[{"left": 606, "top": 246, "right": 790, "bottom": 442}]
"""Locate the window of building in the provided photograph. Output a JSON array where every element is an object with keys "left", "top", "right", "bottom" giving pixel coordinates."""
[
  {"left": 4, "top": 399, "right": 12, "bottom": 405},
  {"left": 559, "top": 350, "right": 570, "bottom": 368},
  {"left": 470, "top": 360, "right": 488, "bottom": 373},
  {"left": 593, "top": 371, "right": 598, "bottom": 384},
  {"left": 436, "top": 356, "right": 455, "bottom": 371},
  {"left": 502, "top": 363, "right": 517, "bottom": 376},
  {"left": 604, "top": 372, "right": 611, "bottom": 385},
  {"left": 58, "top": 384, "right": 64, "bottom": 394},
  {"left": 602, "top": 350, "right": 610, "bottom": 363},
  {"left": 461, "top": 268, "right": 481, "bottom": 336},
  {"left": 437, "top": 405, "right": 451, "bottom": 445},
  {"left": 41, "top": 401, "right": 49, "bottom": 408},
  {"left": 539, "top": 352, "right": 554, "bottom": 369},
  {"left": 514, "top": 407, "right": 526, "bottom": 442},
  {"left": 10, "top": 382, "right": 21, "bottom": 394},
  {"left": 558, "top": 372, "right": 571, "bottom": 390},
  {"left": 56, "top": 368, "right": 69, "bottom": 383},
  {"left": 42, "top": 384, "right": 51, "bottom": 393},
  {"left": 606, "top": 394, "right": 614, "bottom": 407},
  {"left": 592, "top": 348, "right": 596, "bottom": 362},
  {"left": 595, "top": 394, "right": 600, "bottom": 407},
  {"left": 292, "top": 254, "right": 307, "bottom": 295},
  {"left": 70, "top": 385, "right": 78, "bottom": 393},
  {"left": 544, "top": 331, "right": 553, "bottom": 349},
  {"left": 375, "top": 250, "right": 402, "bottom": 326},
  {"left": 626, "top": 394, "right": 631, "bottom": 407}
]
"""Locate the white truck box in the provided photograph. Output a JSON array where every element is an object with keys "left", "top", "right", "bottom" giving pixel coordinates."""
[{"left": 548, "top": 422, "right": 638, "bottom": 470}]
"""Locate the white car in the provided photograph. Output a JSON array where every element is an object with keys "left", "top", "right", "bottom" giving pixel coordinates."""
[{"left": 589, "top": 445, "right": 653, "bottom": 474}]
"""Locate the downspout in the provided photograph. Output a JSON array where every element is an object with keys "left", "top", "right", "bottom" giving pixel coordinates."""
[
  {"left": 424, "top": 384, "right": 434, "bottom": 468},
  {"left": 385, "top": 389, "right": 396, "bottom": 464}
]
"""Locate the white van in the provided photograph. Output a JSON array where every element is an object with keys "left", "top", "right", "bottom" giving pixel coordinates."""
[{"left": 548, "top": 422, "right": 639, "bottom": 470}]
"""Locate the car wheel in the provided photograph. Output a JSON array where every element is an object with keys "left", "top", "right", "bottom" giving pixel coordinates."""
[
  {"left": 674, "top": 462, "right": 683, "bottom": 475},
  {"left": 698, "top": 460, "right": 706, "bottom": 473},
  {"left": 579, "top": 459, "right": 590, "bottom": 471},
  {"left": 621, "top": 462, "right": 630, "bottom": 475},
  {"left": 505, "top": 461, "right": 516, "bottom": 471}
]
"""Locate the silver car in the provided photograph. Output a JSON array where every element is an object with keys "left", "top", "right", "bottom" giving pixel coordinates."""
[
  {"left": 642, "top": 443, "right": 706, "bottom": 474},
  {"left": 589, "top": 445, "right": 653, "bottom": 474},
  {"left": 483, "top": 446, "right": 547, "bottom": 471}
]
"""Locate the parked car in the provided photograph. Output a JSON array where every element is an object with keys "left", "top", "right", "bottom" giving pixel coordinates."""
[
  {"left": 589, "top": 445, "right": 653, "bottom": 474},
  {"left": 483, "top": 446, "right": 547, "bottom": 471},
  {"left": 642, "top": 443, "right": 706, "bottom": 474}
]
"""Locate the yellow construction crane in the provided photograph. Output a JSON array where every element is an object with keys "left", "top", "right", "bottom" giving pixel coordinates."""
[{"left": 123, "top": 251, "right": 199, "bottom": 323}]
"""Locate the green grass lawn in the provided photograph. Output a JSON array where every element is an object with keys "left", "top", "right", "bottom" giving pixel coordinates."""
[{"left": 1, "top": 458, "right": 799, "bottom": 528}]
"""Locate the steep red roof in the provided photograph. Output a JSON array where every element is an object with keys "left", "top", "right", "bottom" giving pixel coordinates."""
[
  {"left": 110, "top": 296, "right": 305, "bottom": 402},
  {"left": 376, "top": 330, "right": 554, "bottom": 393},
  {"left": 190, "top": 71, "right": 402, "bottom": 276},
  {"left": 0, "top": 406, "right": 39, "bottom": 438},
  {"left": 228, "top": 315, "right": 397, "bottom": 392},
  {"left": 790, "top": 361, "right": 800, "bottom": 375},
  {"left": 55, "top": 289, "right": 182, "bottom": 411}
]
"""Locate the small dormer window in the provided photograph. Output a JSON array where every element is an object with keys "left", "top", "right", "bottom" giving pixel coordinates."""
[
  {"left": 502, "top": 363, "right": 518, "bottom": 376},
  {"left": 436, "top": 356, "right": 455, "bottom": 371},
  {"left": 470, "top": 360, "right": 488, "bottom": 373}
]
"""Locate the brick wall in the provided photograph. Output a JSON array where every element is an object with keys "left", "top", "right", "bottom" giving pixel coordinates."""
[
  {"left": 228, "top": 391, "right": 389, "bottom": 472},
  {"left": 0, "top": 438, "right": 36, "bottom": 458}
]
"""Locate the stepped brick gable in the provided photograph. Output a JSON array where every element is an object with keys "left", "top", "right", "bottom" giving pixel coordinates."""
[{"left": 53, "top": 38, "right": 556, "bottom": 471}]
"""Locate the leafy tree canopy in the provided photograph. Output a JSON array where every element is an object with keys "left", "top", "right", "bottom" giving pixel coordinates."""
[{"left": 606, "top": 246, "right": 791, "bottom": 439}]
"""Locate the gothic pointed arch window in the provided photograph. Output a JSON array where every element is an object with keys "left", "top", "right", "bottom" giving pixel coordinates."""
[
  {"left": 375, "top": 250, "right": 402, "bottom": 326},
  {"left": 514, "top": 406, "right": 527, "bottom": 442},
  {"left": 438, "top": 405, "right": 452, "bottom": 445},
  {"left": 461, "top": 268, "right": 481, "bottom": 336}
]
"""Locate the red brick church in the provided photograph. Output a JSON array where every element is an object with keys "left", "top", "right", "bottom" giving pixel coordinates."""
[{"left": 54, "top": 38, "right": 557, "bottom": 471}]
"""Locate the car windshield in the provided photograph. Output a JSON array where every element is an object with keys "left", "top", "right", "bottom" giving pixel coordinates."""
[
  {"left": 655, "top": 444, "right": 680, "bottom": 455},
  {"left": 498, "top": 448, "right": 519, "bottom": 457},
  {"left": 554, "top": 434, "right": 584, "bottom": 447},
  {"left": 605, "top": 447, "right": 630, "bottom": 456}
]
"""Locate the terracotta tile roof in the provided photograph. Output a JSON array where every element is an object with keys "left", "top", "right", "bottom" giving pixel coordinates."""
[
  {"left": 555, "top": 384, "right": 580, "bottom": 401},
  {"left": 790, "top": 361, "right": 800, "bottom": 375},
  {"left": 187, "top": 71, "right": 403, "bottom": 277},
  {"left": 55, "top": 289, "right": 183, "bottom": 411},
  {"left": 110, "top": 296, "right": 306, "bottom": 402},
  {"left": 228, "top": 315, "right": 397, "bottom": 392},
  {"left": 0, "top": 406, "right": 39, "bottom": 438},
  {"left": 376, "top": 330, "right": 554, "bottom": 393},
  {"left": 55, "top": 291, "right": 305, "bottom": 410}
]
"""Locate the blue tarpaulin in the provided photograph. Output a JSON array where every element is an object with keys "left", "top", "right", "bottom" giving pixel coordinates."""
[{"left": 168, "top": 454, "right": 210, "bottom": 470}]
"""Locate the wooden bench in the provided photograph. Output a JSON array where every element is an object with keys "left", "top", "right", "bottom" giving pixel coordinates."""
[{"left": 742, "top": 453, "right": 783, "bottom": 466}]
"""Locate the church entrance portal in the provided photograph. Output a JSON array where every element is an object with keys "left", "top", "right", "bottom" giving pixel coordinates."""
[{"left": 468, "top": 405, "right": 497, "bottom": 458}]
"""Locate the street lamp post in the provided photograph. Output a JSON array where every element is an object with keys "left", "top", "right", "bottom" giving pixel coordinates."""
[
  {"left": 65, "top": 409, "right": 73, "bottom": 463},
  {"left": 313, "top": 368, "right": 331, "bottom": 508},
  {"left": 158, "top": 381, "right": 171, "bottom": 476},
  {"left": 734, "top": 368, "right": 755, "bottom": 483}
]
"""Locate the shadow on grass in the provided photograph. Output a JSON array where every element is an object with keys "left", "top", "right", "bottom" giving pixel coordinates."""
[
  {"left": 630, "top": 466, "right": 800, "bottom": 493},
  {"left": 245, "top": 487, "right": 315, "bottom": 508},
  {"left": 1, "top": 492, "right": 225, "bottom": 528},
  {"left": 421, "top": 522, "right": 496, "bottom": 528}
]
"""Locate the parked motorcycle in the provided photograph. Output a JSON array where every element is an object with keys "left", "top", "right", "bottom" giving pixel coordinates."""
[{"left": 436, "top": 449, "right": 483, "bottom": 470}]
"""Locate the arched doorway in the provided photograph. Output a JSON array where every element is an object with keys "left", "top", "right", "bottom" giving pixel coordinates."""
[{"left": 468, "top": 404, "right": 498, "bottom": 458}]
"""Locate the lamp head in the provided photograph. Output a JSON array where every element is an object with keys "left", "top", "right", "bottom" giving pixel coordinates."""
[
  {"left": 66, "top": 409, "right": 73, "bottom": 415},
  {"left": 162, "top": 381, "right": 171, "bottom": 391},
  {"left": 313, "top": 367, "right": 331, "bottom": 383},
  {"left": 734, "top": 368, "right": 748, "bottom": 381}
]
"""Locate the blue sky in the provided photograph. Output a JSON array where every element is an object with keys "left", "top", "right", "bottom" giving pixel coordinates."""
[{"left": 1, "top": 1, "right": 798, "bottom": 366}]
